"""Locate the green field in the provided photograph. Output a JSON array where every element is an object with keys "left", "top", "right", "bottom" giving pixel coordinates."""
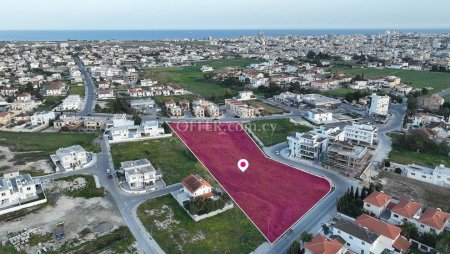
[
  {"left": 332, "top": 66, "right": 450, "bottom": 93},
  {"left": 245, "top": 119, "right": 312, "bottom": 147},
  {"left": 37, "top": 96, "right": 65, "bottom": 111},
  {"left": 0, "top": 132, "right": 100, "bottom": 164},
  {"left": 244, "top": 99, "right": 289, "bottom": 115},
  {"left": 137, "top": 196, "right": 264, "bottom": 254},
  {"left": 68, "top": 85, "right": 86, "bottom": 97},
  {"left": 388, "top": 148, "right": 450, "bottom": 168},
  {"left": 111, "top": 137, "right": 211, "bottom": 185},
  {"left": 140, "top": 59, "right": 261, "bottom": 101}
]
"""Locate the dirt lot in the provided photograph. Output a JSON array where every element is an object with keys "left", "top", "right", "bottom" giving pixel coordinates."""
[
  {"left": 0, "top": 146, "right": 54, "bottom": 175},
  {"left": 0, "top": 177, "right": 137, "bottom": 253},
  {"left": 379, "top": 171, "right": 450, "bottom": 211}
]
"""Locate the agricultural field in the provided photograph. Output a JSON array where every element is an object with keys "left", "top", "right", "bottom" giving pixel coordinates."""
[
  {"left": 110, "top": 137, "right": 210, "bottom": 185},
  {"left": 137, "top": 196, "right": 264, "bottom": 254},
  {"left": 331, "top": 66, "right": 450, "bottom": 93},
  {"left": 244, "top": 119, "right": 312, "bottom": 147},
  {"left": 388, "top": 148, "right": 450, "bottom": 168},
  {"left": 169, "top": 122, "right": 331, "bottom": 243},
  {"left": 321, "top": 87, "right": 356, "bottom": 98},
  {"left": 140, "top": 58, "right": 261, "bottom": 101}
]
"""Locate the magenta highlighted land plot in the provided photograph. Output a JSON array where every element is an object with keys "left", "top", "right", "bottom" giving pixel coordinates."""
[{"left": 169, "top": 122, "right": 331, "bottom": 243}]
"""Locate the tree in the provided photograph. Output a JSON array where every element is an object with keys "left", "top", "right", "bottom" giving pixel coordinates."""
[
  {"left": 401, "top": 221, "right": 419, "bottom": 239},
  {"left": 300, "top": 232, "right": 313, "bottom": 243},
  {"left": 287, "top": 240, "right": 301, "bottom": 254}
]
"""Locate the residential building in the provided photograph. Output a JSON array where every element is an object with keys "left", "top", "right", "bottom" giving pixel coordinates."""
[
  {"left": 130, "top": 99, "right": 155, "bottom": 110},
  {"left": 181, "top": 174, "right": 213, "bottom": 199},
  {"left": 0, "top": 112, "right": 12, "bottom": 125},
  {"left": 416, "top": 208, "right": 450, "bottom": 234},
  {"left": 0, "top": 172, "right": 38, "bottom": 209},
  {"left": 45, "top": 81, "right": 66, "bottom": 96},
  {"left": 389, "top": 199, "right": 422, "bottom": 225},
  {"left": 288, "top": 131, "right": 328, "bottom": 161},
  {"left": 106, "top": 114, "right": 135, "bottom": 129},
  {"left": 200, "top": 65, "right": 213, "bottom": 72},
  {"left": 418, "top": 94, "right": 444, "bottom": 112},
  {"left": 52, "top": 145, "right": 88, "bottom": 171},
  {"left": 404, "top": 164, "right": 450, "bottom": 189},
  {"left": 109, "top": 126, "right": 142, "bottom": 141},
  {"left": 368, "top": 94, "right": 390, "bottom": 116},
  {"left": 304, "top": 234, "right": 347, "bottom": 254},
  {"left": 193, "top": 105, "right": 205, "bottom": 118},
  {"left": 206, "top": 104, "right": 220, "bottom": 118},
  {"left": 97, "top": 88, "right": 114, "bottom": 100},
  {"left": 236, "top": 91, "right": 255, "bottom": 101},
  {"left": 140, "top": 121, "right": 165, "bottom": 136},
  {"left": 307, "top": 109, "right": 333, "bottom": 124},
  {"left": 325, "top": 141, "right": 372, "bottom": 177},
  {"left": 169, "top": 105, "right": 183, "bottom": 117},
  {"left": 61, "top": 95, "right": 81, "bottom": 111},
  {"left": 31, "top": 111, "right": 56, "bottom": 126},
  {"left": 363, "top": 191, "right": 392, "bottom": 217},
  {"left": 121, "top": 159, "right": 158, "bottom": 189},
  {"left": 225, "top": 99, "right": 257, "bottom": 118},
  {"left": 344, "top": 123, "right": 378, "bottom": 146}
]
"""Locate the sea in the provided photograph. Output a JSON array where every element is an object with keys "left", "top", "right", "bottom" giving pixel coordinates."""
[{"left": 0, "top": 29, "right": 450, "bottom": 41}]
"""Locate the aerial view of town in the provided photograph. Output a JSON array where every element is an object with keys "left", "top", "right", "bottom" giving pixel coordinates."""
[{"left": 0, "top": 1, "right": 450, "bottom": 254}]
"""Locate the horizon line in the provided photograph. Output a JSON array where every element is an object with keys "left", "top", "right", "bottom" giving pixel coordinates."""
[{"left": 1, "top": 27, "right": 450, "bottom": 31}]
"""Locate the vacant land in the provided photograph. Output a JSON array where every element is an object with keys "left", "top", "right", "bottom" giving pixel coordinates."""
[
  {"left": 67, "top": 85, "right": 85, "bottom": 97},
  {"left": 140, "top": 58, "right": 260, "bottom": 100},
  {"left": 244, "top": 99, "right": 288, "bottom": 115},
  {"left": 111, "top": 137, "right": 210, "bottom": 185},
  {"left": 379, "top": 171, "right": 450, "bottom": 211},
  {"left": 388, "top": 148, "right": 450, "bottom": 168},
  {"left": 332, "top": 66, "right": 450, "bottom": 93},
  {"left": 245, "top": 119, "right": 312, "bottom": 147},
  {"left": 153, "top": 94, "right": 202, "bottom": 106},
  {"left": 170, "top": 122, "right": 331, "bottom": 242},
  {"left": 0, "top": 132, "right": 100, "bottom": 164},
  {"left": 321, "top": 87, "right": 356, "bottom": 98},
  {"left": 54, "top": 175, "right": 105, "bottom": 199},
  {"left": 138, "top": 195, "right": 264, "bottom": 254},
  {"left": 37, "top": 96, "right": 64, "bottom": 111}
]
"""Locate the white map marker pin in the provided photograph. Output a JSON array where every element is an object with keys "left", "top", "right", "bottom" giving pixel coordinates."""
[{"left": 238, "top": 159, "right": 249, "bottom": 172}]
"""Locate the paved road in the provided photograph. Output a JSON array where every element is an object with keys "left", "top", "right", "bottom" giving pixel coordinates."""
[
  {"left": 74, "top": 57, "right": 97, "bottom": 116},
  {"left": 437, "top": 88, "right": 450, "bottom": 97}
]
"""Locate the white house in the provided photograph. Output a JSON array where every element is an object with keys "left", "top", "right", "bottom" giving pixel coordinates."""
[
  {"left": 121, "top": 159, "right": 158, "bottom": 190},
  {"left": 304, "top": 234, "right": 347, "bottom": 254},
  {"left": 61, "top": 95, "right": 81, "bottom": 111},
  {"left": 140, "top": 121, "right": 165, "bottom": 136},
  {"left": 106, "top": 114, "right": 135, "bottom": 129},
  {"left": 181, "top": 174, "right": 213, "bottom": 199},
  {"left": 200, "top": 65, "right": 213, "bottom": 72},
  {"left": 0, "top": 172, "right": 38, "bottom": 209},
  {"left": 109, "top": 126, "right": 141, "bottom": 141},
  {"left": 369, "top": 94, "right": 390, "bottom": 116},
  {"left": 51, "top": 145, "right": 89, "bottom": 171},
  {"left": 344, "top": 123, "right": 378, "bottom": 146},
  {"left": 363, "top": 191, "right": 392, "bottom": 217},
  {"left": 236, "top": 91, "right": 255, "bottom": 101},
  {"left": 31, "top": 111, "right": 56, "bottom": 126},
  {"left": 404, "top": 164, "right": 450, "bottom": 189},
  {"left": 389, "top": 199, "right": 422, "bottom": 225},
  {"left": 307, "top": 109, "right": 333, "bottom": 124},
  {"left": 416, "top": 208, "right": 450, "bottom": 234},
  {"left": 97, "top": 88, "right": 114, "bottom": 100}
]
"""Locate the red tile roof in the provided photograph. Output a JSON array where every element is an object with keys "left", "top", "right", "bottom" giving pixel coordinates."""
[
  {"left": 418, "top": 208, "right": 450, "bottom": 230},
  {"left": 363, "top": 191, "right": 392, "bottom": 207},
  {"left": 355, "top": 214, "right": 401, "bottom": 240},
  {"left": 391, "top": 199, "right": 422, "bottom": 219},
  {"left": 304, "top": 234, "right": 344, "bottom": 254},
  {"left": 392, "top": 236, "right": 411, "bottom": 253},
  {"left": 181, "top": 174, "right": 212, "bottom": 195}
]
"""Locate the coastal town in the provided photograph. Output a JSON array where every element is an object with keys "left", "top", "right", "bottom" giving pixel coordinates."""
[{"left": 0, "top": 30, "right": 450, "bottom": 254}]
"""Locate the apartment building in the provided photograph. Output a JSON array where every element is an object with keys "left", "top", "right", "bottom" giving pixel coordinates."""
[
  {"left": 369, "top": 93, "right": 390, "bottom": 116},
  {"left": 192, "top": 105, "right": 205, "bottom": 118},
  {"left": 121, "top": 159, "right": 158, "bottom": 190},
  {"left": 307, "top": 109, "right": 333, "bottom": 124},
  {"left": 225, "top": 99, "right": 257, "bottom": 118},
  {"left": 344, "top": 123, "right": 378, "bottom": 146},
  {"left": 288, "top": 131, "right": 328, "bottom": 161}
]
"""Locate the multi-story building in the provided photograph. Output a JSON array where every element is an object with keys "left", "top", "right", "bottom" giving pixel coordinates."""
[
  {"left": 344, "top": 123, "right": 378, "bottom": 146},
  {"left": 369, "top": 93, "right": 390, "bottom": 116},
  {"left": 61, "top": 95, "right": 81, "bottom": 111},
  {"left": 306, "top": 109, "right": 333, "bottom": 124},
  {"left": 363, "top": 191, "right": 392, "bottom": 217},
  {"left": 304, "top": 235, "right": 347, "bottom": 254},
  {"left": 106, "top": 114, "right": 135, "bottom": 129},
  {"left": 121, "top": 159, "right": 158, "bottom": 189},
  {"left": 0, "top": 172, "right": 38, "bottom": 209},
  {"left": 418, "top": 94, "right": 445, "bottom": 112},
  {"left": 389, "top": 199, "right": 422, "bottom": 225},
  {"left": 325, "top": 140, "right": 372, "bottom": 177},
  {"left": 140, "top": 121, "right": 165, "bottom": 136},
  {"left": 52, "top": 145, "right": 88, "bottom": 171},
  {"left": 206, "top": 104, "right": 220, "bottom": 118},
  {"left": 288, "top": 131, "right": 328, "bottom": 161},
  {"left": 31, "top": 111, "right": 56, "bottom": 126},
  {"left": 225, "top": 99, "right": 257, "bottom": 118},
  {"left": 192, "top": 105, "right": 205, "bottom": 118}
]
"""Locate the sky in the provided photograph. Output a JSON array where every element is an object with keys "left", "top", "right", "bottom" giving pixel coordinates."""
[{"left": 0, "top": 0, "right": 449, "bottom": 30}]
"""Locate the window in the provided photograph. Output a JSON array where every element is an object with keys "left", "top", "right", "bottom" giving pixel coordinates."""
[
  {"left": 394, "top": 214, "right": 399, "bottom": 218},
  {"left": 361, "top": 241, "right": 365, "bottom": 245},
  {"left": 420, "top": 225, "right": 425, "bottom": 228},
  {"left": 346, "top": 243, "right": 350, "bottom": 246},
  {"left": 27, "top": 187, "right": 31, "bottom": 191},
  {"left": 349, "top": 236, "right": 353, "bottom": 240},
  {"left": 1, "top": 193, "right": 5, "bottom": 196},
  {"left": 411, "top": 173, "right": 416, "bottom": 176},
  {"left": 422, "top": 175, "right": 427, "bottom": 179},
  {"left": 366, "top": 204, "right": 371, "bottom": 208}
]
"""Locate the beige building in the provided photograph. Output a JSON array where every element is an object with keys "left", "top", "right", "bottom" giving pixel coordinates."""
[{"left": 418, "top": 94, "right": 444, "bottom": 112}]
